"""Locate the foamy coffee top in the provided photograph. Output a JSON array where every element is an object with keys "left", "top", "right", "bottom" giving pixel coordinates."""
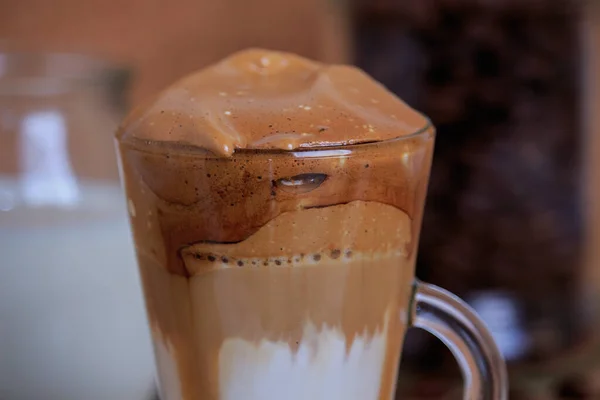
[{"left": 119, "top": 49, "right": 428, "bottom": 156}]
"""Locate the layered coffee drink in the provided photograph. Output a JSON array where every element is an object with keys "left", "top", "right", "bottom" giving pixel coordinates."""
[{"left": 116, "top": 49, "right": 434, "bottom": 400}]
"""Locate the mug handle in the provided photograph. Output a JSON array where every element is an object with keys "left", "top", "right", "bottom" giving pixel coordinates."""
[{"left": 411, "top": 280, "right": 509, "bottom": 400}]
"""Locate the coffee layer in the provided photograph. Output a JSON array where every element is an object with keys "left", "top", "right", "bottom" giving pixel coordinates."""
[
  {"left": 181, "top": 201, "right": 411, "bottom": 274},
  {"left": 117, "top": 49, "right": 429, "bottom": 156},
  {"left": 118, "top": 135, "right": 433, "bottom": 277},
  {"left": 136, "top": 201, "right": 413, "bottom": 400}
]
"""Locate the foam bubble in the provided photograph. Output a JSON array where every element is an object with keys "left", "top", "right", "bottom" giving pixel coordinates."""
[{"left": 183, "top": 249, "right": 402, "bottom": 275}]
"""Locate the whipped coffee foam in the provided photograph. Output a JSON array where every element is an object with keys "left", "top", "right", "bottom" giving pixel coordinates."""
[{"left": 118, "top": 49, "right": 429, "bottom": 156}]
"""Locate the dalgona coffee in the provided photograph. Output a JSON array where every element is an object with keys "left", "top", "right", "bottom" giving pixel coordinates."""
[{"left": 116, "top": 49, "right": 434, "bottom": 400}]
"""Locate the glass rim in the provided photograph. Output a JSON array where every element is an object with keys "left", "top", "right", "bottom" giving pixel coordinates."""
[{"left": 118, "top": 118, "right": 434, "bottom": 157}]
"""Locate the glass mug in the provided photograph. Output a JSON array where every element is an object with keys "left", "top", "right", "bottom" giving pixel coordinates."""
[{"left": 116, "top": 121, "right": 508, "bottom": 400}]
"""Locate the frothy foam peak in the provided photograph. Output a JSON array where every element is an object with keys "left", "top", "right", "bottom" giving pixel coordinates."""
[{"left": 118, "top": 49, "right": 429, "bottom": 156}]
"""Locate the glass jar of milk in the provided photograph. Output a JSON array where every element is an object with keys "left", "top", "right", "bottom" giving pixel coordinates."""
[{"left": 0, "top": 52, "right": 155, "bottom": 400}]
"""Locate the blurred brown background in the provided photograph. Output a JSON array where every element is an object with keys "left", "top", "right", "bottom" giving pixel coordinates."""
[
  {"left": 585, "top": 4, "right": 600, "bottom": 307},
  {"left": 0, "top": 0, "right": 351, "bottom": 104}
]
